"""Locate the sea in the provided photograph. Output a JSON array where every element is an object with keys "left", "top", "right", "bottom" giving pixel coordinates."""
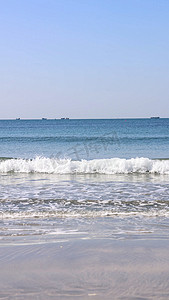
[{"left": 0, "top": 118, "right": 169, "bottom": 244}]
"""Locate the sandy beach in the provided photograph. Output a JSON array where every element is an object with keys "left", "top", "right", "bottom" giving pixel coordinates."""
[{"left": 1, "top": 237, "right": 169, "bottom": 300}]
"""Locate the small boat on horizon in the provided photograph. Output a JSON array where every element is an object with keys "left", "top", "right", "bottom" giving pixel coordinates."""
[
  {"left": 16, "top": 118, "right": 20, "bottom": 120},
  {"left": 150, "top": 117, "right": 160, "bottom": 119},
  {"left": 42, "top": 118, "right": 47, "bottom": 120}
]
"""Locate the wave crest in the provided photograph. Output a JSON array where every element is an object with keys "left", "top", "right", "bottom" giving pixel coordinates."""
[{"left": 0, "top": 157, "right": 169, "bottom": 174}]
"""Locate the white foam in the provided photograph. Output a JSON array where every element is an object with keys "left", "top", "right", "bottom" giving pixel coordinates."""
[
  {"left": 1, "top": 208, "right": 169, "bottom": 219},
  {"left": 0, "top": 157, "right": 169, "bottom": 174}
]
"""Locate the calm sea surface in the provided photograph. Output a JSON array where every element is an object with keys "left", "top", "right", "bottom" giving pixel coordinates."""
[{"left": 0, "top": 118, "right": 169, "bottom": 244}]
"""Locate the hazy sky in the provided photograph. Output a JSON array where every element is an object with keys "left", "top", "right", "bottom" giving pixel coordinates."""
[{"left": 0, "top": 0, "right": 169, "bottom": 119}]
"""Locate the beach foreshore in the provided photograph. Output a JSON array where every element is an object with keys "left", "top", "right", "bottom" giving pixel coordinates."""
[{"left": 0, "top": 237, "right": 169, "bottom": 300}]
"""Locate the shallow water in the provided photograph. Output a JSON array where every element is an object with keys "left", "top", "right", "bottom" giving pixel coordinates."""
[
  {"left": 0, "top": 172, "right": 169, "bottom": 243},
  {"left": 0, "top": 119, "right": 169, "bottom": 244}
]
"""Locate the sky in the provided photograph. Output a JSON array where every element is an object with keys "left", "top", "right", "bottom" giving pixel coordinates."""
[{"left": 0, "top": 0, "right": 169, "bottom": 119}]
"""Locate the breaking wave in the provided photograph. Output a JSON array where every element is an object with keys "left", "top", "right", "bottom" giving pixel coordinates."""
[{"left": 0, "top": 157, "right": 169, "bottom": 174}]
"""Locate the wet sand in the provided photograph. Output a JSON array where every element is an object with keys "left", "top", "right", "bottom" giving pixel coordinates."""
[{"left": 0, "top": 238, "right": 169, "bottom": 299}]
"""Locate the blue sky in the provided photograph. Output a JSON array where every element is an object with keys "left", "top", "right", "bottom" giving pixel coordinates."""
[{"left": 0, "top": 0, "right": 169, "bottom": 118}]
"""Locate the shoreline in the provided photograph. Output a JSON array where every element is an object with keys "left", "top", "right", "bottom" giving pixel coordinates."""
[{"left": 1, "top": 237, "right": 169, "bottom": 299}]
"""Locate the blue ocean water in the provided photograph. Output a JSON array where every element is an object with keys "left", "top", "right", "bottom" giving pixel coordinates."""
[
  {"left": 0, "top": 118, "right": 169, "bottom": 243},
  {"left": 0, "top": 118, "right": 169, "bottom": 159}
]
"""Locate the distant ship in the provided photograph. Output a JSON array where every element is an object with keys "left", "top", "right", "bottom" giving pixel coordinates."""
[
  {"left": 150, "top": 117, "right": 160, "bottom": 119},
  {"left": 61, "top": 117, "right": 69, "bottom": 120},
  {"left": 16, "top": 118, "right": 20, "bottom": 120},
  {"left": 42, "top": 118, "right": 47, "bottom": 120}
]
